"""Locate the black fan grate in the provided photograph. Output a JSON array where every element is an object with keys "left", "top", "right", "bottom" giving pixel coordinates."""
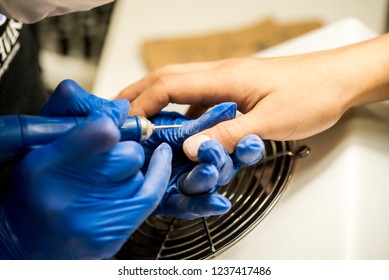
[{"left": 115, "top": 140, "right": 299, "bottom": 260}]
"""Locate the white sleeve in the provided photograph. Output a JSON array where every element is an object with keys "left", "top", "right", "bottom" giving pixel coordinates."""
[{"left": 0, "top": 0, "right": 114, "bottom": 23}]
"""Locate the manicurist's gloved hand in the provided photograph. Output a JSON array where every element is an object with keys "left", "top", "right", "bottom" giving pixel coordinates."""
[
  {"left": 142, "top": 103, "right": 265, "bottom": 220},
  {"left": 0, "top": 80, "right": 172, "bottom": 259}
]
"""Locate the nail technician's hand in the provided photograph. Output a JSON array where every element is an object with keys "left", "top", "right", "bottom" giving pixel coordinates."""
[
  {"left": 0, "top": 80, "right": 172, "bottom": 259},
  {"left": 141, "top": 103, "right": 264, "bottom": 220},
  {"left": 118, "top": 34, "right": 389, "bottom": 159}
]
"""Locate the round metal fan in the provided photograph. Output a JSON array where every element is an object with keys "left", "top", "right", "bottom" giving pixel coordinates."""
[{"left": 115, "top": 140, "right": 308, "bottom": 260}]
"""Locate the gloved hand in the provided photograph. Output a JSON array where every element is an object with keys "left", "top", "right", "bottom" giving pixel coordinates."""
[
  {"left": 142, "top": 104, "right": 265, "bottom": 220},
  {"left": 0, "top": 79, "right": 172, "bottom": 259}
]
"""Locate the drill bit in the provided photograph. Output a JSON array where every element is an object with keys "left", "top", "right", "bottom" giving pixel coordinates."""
[
  {"left": 153, "top": 124, "right": 182, "bottom": 130},
  {"left": 138, "top": 116, "right": 182, "bottom": 141}
]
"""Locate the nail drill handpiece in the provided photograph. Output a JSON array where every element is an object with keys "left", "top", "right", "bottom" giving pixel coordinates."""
[{"left": 0, "top": 115, "right": 181, "bottom": 162}]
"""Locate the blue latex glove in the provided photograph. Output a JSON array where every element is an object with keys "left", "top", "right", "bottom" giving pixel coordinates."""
[
  {"left": 0, "top": 80, "right": 172, "bottom": 259},
  {"left": 142, "top": 104, "right": 265, "bottom": 220}
]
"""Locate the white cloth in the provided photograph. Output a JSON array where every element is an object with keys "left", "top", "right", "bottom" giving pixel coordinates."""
[{"left": 0, "top": 0, "right": 114, "bottom": 23}]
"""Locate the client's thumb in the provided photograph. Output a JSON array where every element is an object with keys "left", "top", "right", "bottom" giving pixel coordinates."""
[{"left": 183, "top": 117, "right": 248, "bottom": 161}]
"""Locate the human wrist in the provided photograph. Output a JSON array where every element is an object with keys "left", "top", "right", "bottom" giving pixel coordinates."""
[{"left": 334, "top": 34, "right": 389, "bottom": 109}]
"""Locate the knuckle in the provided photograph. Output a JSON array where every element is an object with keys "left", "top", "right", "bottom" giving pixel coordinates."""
[
  {"left": 156, "top": 63, "right": 180, "bottom": 74},
  {"left": 154, "top": 74, "right": 173, "bottom": 90},
  {"left": 151, "top": 75, "right": 176, "bottom": 104},
  {"left": 150, "top": 64, "right": 174, "bottom": 82},
  {"left": 212, "top": 121, "right": 242, "bottom": 153}
]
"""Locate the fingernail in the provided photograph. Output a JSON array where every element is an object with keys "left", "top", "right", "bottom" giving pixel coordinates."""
[{"left": 185, "top": 135, "right": 211, "bottom": 158}]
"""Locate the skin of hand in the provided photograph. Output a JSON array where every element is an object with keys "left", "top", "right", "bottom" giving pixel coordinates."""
[
  {"left": 117, "top": 33, "right": 389, "bottom": 160},
  {"left": 0, "top": 80, "right": 172, "bottom": 259}
]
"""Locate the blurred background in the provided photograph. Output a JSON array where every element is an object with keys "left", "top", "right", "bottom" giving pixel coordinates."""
[{"left": 36, "top": 0, "right": 388, "bottom": 95}]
